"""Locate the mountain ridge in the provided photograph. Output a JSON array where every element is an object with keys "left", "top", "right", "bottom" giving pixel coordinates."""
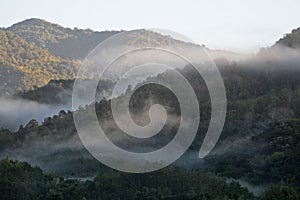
[
  {"left": 273, "top": 27, "right": 300, "bottom": 48},
  {"left": 1, "top": 18, "right": 300, "bottom": 95},
  {"left": 0, "top": 28, "right": 79, "bottom": 95},
  {"left": 6, "top": 18, "right": 250, "bottom": 61},
  {"left": 7, "top": 18, "right": 119, "bottom": 59}
]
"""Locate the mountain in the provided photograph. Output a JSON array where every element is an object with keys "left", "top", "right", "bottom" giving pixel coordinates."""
[
  {"left": 7, "top": 18, "right": 249, "bottom": 61},
  {"left": 207, "top": 119, "right": 300, "bottom": 188},
  {"left": 1, "top": 61, "right": 299, "bottom": 174},
  {"left": 0, "top": 18, "right": 251, "bottom": 95},
  {"left": 0, "top": 18, "right": 250, "bottom": 95},
  {"left": 253, "top": 26, "right": 300, "bottom": 65},
  {"left": 7, "top": 18, "right": 119, "bottom": 59},
  {"left": 0, "top": 29, "right": 79, "bottom": 95},
  {"left": 1, "top": 18, "right": 300, "bottom": 198},
  {"left": 17, "top": 79, "right": 115, "bottom": 105},
  {"left": 274, "top": 27, "right": 300, "bottom": 48},
  {"left": 0, "top": 30, "right": 300, "bottom": 195}
]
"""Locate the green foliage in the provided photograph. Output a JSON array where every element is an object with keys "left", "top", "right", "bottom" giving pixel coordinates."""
[
  {"left": 7, "top": 19, "right": 197, "bottom": 60},
  {"left": 0, "top": 128, "right": 17, "bottom": 151},
  {"left": 1, "top": 19, "right": 300, "bottom": 199},
  {"left": 0, "top": 159, "right": 54, "bottom": 200},
  {"left": 0, "top": 159, "right": 253, "bottom": 200},
  {"left": 7, "top": 18, "right": 74, "bottom": 48},
  {"left": 259, "top": 185, "right": 300, "bottom": 200},
  {"left": 208, "top": 120, "right": 300, "bottom": 189},
  {"left": 275, "top": 27, "right": 300, "bottom": 48},
  {"left": 17, "top": 79, "right": 114, "bottom": 105},
  {"left": 0, "top": 29, "right": 79, "bottom": 94}
]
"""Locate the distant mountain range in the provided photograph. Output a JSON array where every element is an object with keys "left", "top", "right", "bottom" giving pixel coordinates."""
[
  {"left": 6, "top": 18, "right": 249, "bottom": 60},
  {"left": 0, "top": 18, "right": 299, "bottom": 95},
  {"left": 6, "top": 18, "right": 118, "bottom": 60}
]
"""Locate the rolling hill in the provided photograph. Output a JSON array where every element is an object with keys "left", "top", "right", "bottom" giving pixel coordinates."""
[
  {"left": 7, "top": 18, "right": 119, "bottom": 59},
  {"left": 7, "top": 18, "right": 249, "bottom": 60},
  {"left": 0, "top": 28, "right": 79, "bottom": 95},
  {"left": 0, "top": 18, "right": 250, "bottom": 95}
]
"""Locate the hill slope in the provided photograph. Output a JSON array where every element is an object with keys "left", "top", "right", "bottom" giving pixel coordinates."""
[
  {"left": 7, "top": 18, "right": 120, "bottom": 59},
  {"left": 0, "top": 29, "right": 79, "bottom": 94},
  {"left": 274, "top": 27, "right": 300, "bottom": 48},
  {"left": 0, "top": 18, "right": 250, "bottom": 95},
  {"left": 7, "top": 18, "right": 248, "bottom": 61}
]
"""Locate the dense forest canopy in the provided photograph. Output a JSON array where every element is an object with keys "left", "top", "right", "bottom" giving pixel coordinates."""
[{"left": 0, "top": 28, "right": 79, "bottom": 94}]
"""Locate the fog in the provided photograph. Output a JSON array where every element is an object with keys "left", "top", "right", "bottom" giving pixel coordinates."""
[
  {"left": 0, "top": 43, "right": 299, "bottom": 187},
  {"left": 226, "top": 178, "right": 269, "bottom": 197},
  {"left": 0, "top": 97, "right": 70, "bottom": 131},
  {"left": 243, "top": 45, "right": 300, "bottom": 70}
]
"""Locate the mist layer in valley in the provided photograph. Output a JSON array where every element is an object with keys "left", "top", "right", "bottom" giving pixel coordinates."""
[
  {"left": 1, "top": 47, "right": 299, "bottom": 175},
  {"left": 0, "top": 97, "right": 71, "bottom": 131}
]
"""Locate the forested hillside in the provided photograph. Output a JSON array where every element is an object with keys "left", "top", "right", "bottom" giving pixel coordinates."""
[
  {"left": 7, "top": 18, "right": 248, "bottom": 60},
  {"left": 7, "top": 18, "right": 119, "bottom": 59},
  {"left": 0, "top": 18, "right": 248, "bottom": 95},
  {"left": 0, "top": 158, "right": 257, "bottom": 200},
  {"left": 274, "top": 27, "right": 300, "bottom": 48},
  {"left": 1, "top": 18, "right": 300, "bottom": 199},
  {"left": 0, "top": 29, "right": 79, "bottom": 94},
  {"left": 0, "top": 60, "right": 299, "bottom": 189}
]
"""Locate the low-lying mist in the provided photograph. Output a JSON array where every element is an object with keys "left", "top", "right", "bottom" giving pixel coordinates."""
[
  {"left": 0, "top": 97, "right": 70, "bottom": 131},
  {"left": 0, "top": 43, "right": 299, "bottom": 188}
]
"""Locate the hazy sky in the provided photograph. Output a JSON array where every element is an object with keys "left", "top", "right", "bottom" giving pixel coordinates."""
[{"left": 1, "top": 0, "right": 300, "bottom": 53}]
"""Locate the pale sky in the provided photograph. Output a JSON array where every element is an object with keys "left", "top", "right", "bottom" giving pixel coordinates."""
[{"left": 1, "top": 0, "right": 300, "bottom": 53}]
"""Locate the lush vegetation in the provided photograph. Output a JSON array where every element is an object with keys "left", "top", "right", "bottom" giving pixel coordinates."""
[
  {"left": 0, "top": 18, "right": 251, "bottom": 95},
  {"left": 17, "top": 79, "right": 115, "bottom": 105},
  {"left": 1, "top": 19, "right": 300, "bottom": 199},
  {"left": 258, "top": 185, "right": 300, "bottom": 200},
  {"left": 1, "top": 158, "right": 299, "bottom": 199},
  {"left": 207, "top": 120, "right": 300, "bottom": 187},
  {"left": 0, "top": 158, "right": 255, "bottom": 200},
  {"left": 274, "top": 27, "right": 300, "bottom": 48},
  {"left": 1, "top": 57, "right": 300, "bottom": 183},
  {"left": 7, "top": 18, "right": 118, "bottom": 59},
  {"left": 0, "top": 29, "right": 80, "bottom": 94}
]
